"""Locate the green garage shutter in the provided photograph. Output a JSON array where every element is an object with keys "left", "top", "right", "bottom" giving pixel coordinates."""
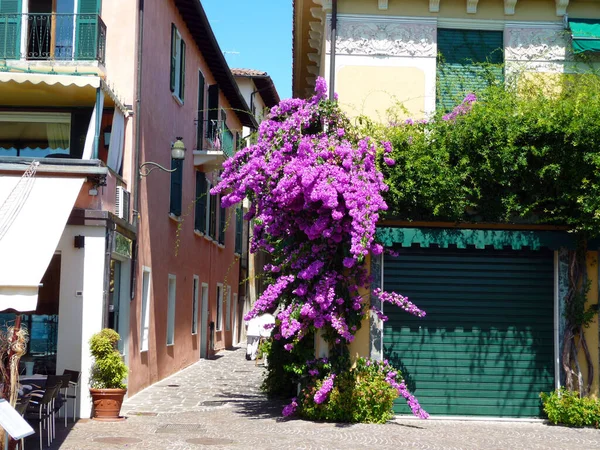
[
  {"left": 437, "top": 29, "right": 504, "bottom": 112},
  {"left": 383, "top": 248, "right": 554, "bottom": 417}
]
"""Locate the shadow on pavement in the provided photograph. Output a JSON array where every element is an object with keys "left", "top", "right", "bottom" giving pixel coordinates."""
[{"left": 213, "top": 391, "right": 284, "bottom": 420}]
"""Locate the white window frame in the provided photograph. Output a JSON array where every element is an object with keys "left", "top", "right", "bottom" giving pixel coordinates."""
[
  {"left": 192, "top": 275, "right": 199, "bottom": 335},
  {"left": 140, "top": 266, "right": 152, "bottom": 352},
  {"left": 216, "top": 283, "right": 223, "bottom": 331},
  {"left": 167, "top": 274, "right": 177, "bottom": 346},
  {"left": 173, "top": 28, "right": 184, "bottom": 103},
  {"left": 225, "top": 285, "right": 231, "bottom": 331}
]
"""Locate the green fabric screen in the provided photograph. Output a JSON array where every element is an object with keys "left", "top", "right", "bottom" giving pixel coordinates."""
[
  {"left": 570, "top": 18, "right": 600, "bottom": 54},
  {"left": 383, "top": 248, "right": 555, "bottom": 417},
  {"left": 437, "top": 29, "right": 504, "bottom": 112}
]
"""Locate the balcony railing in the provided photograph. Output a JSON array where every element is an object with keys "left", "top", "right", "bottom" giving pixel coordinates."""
[
  {"left": 0, "top": 13, "right": 106, "bottom": 64},
  {"left": 199, "top": 119, "right": 234, "bottom": 158}
]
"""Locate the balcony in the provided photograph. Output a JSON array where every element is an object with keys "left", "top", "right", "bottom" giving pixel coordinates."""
[
  {"left": 0, "top": 13, "right": 106, "bottom": 64},
  {"left": 193, "top": 119, "right": 235, "bottom": 170}
]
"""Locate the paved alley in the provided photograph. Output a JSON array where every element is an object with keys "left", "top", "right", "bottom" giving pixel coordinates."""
[{"left": 39, "top": 347, "right": 600, "bottom": 450}]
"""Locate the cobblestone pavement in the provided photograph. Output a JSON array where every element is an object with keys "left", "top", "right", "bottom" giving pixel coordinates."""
[{"left": 38, "top": 347, "right": 600, "bottom": 450}]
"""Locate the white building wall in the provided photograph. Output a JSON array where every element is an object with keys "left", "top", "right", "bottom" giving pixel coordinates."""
[{"left": 56, "top": 224, "right": 106, "bottom": 419}]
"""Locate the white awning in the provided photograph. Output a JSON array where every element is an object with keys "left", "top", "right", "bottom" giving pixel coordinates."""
[{"left": 0, "top": 176, "right": 84, "bottom": 312}]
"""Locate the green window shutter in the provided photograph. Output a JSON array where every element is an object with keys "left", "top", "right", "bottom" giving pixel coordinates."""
[
  {"left": 436, "top": 29, "right": 504, "bottom": 112},
  {"left": 207, "top": 84, "right": 219, "bottom": 140},
  {"left": 75, "top": 0, "right": 100, "bottom": 60},
  {"left": 179, "top": 39, "right": 185, "bottom": 101},
  {"left": 194, "top": 171, "right": 207, "bottom": 233},
  {"left": 0, "top": 0, "right": 22, "bottom": 59},
  {"left": 170, "top": 24, "right": 176, "bottom": 93},
  {"left": 209, "top": 189, "right": 217, "bottom": 239},
  {"left": 218, "top": 201, "right": 226, "bottom": 245},
  {"left": 235, "top": 207, "right": 243, "bottom": 254},
  {"left": 197, "top": 71, "right": 205, "bottom": 149},
  {"left": 169, "top": 158, "right": 183, "bottom": 216}
]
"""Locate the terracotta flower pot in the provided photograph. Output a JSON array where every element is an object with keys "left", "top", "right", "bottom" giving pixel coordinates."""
[{"left": 90, "top": 388, "right": 127, "bottom": 421}]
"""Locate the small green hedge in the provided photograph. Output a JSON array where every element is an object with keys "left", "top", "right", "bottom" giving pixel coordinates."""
[{"left": 540, "top": 389, "right": 600, "bottom": 428}]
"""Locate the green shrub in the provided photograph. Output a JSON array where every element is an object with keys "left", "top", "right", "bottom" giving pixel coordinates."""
[
  {"left": 89, "top": 328, "right": 128, "bottom": 390},
  {"left": 540, "top": 389, "right": 600, "bottom": 428},
  {"left": 297, "top": 361, "right": 398, "bottom": 424}
]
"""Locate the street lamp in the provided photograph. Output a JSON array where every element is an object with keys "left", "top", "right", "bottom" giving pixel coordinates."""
[{"left": 139, "top": 137, "right": 186, "bottom": 177}]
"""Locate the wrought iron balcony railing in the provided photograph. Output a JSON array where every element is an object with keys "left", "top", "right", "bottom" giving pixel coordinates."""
[
  {"left": 0, "top": 13, "right": 106, "bottom": 64},
  {"left": 198, "top": 119, "right": 235, "bottom": 158}
]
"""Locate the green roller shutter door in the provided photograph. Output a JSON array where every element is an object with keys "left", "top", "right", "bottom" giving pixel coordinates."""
[{"left": 383, "top": 248, "right": 554, "bottom": 417}]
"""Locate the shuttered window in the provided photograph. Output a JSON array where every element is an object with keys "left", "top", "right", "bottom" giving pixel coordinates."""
[
  {"left": 234, "top": 206, "right": 243, "bottom": 255},
  {"left": 76, "top": 0, "right": 101, "bottom": 60},
  {"left": 194, "top": 171, "right": 207, "bottom": 233},
  {"left": 0, "top": 0, "right": 22, "bottom": 59},
  {"left": 170, "top": 24, "right": 186, "bottom": 102},
  {"left": 208, "top": 185, "right": 217, "bottom": 240},
  {"left": 437, "top": 29, "right": 504, "bottom": 112},
  {"left": 218, "top": 198, "right": 226, "bottom": 246},
  {"left": 197, "top": 71, "right": 205, "bottom": 149},
  {"left": 169, "top": 158, "right": 183, "bottom": 216},
  {"left": 207, "top": 84, "right": 219, "bottom": 141}
]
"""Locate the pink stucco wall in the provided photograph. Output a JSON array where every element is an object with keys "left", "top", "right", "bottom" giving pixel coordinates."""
[{"left": 125, "top": 0, "right": 243, "bottom": 397}]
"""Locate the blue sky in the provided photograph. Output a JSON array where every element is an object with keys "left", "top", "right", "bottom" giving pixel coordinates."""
[{"left": 202, "top": 0, "right": 293, "bottom": 100}]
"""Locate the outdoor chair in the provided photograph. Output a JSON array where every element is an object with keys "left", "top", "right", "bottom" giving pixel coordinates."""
[
  {"left": 24, "top": 384, "right": 59, "bottom": 450},
  {"left": 62, "top": 369, "right": 80, "bottom": 423},
  {"left": 55, "top": 374, "right": 72, "bottom": 427},
  {"left": 15, "top": 395, "right": 31, "bottom": 450},
  {"left": 43, "top": 376, "right": 63, "bottom": 440}
]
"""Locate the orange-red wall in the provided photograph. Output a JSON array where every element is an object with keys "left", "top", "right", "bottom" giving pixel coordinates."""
[{"left": 127, "top": 0, "right": 242, "bottom": 396}]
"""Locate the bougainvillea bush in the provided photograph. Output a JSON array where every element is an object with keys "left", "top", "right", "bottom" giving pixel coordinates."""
[{"left": 212, "top": 77, "right": 427, "bottom": 421}]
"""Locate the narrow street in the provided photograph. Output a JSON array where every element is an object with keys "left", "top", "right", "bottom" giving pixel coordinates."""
[{"left": 26, "top": 346, "right": 600, "bottom": 449}]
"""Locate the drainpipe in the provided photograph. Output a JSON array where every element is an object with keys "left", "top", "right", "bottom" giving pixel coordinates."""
[
  {"left": 328, "top": 0, "right": 337, "bottom": 101},
  {"left": 131, "top": 0, "right": 144, "bottom": 300}
]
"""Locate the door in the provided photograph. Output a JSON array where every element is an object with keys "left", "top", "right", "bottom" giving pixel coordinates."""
[
  {"left": 383, "top": 248, "right": 554, "bottom": 417},
  {"left": 0, "top": 0, "right": 22, "bottom": 59},
  {"left": 200, "top": 283, "right": 208, "bottom": 358}
]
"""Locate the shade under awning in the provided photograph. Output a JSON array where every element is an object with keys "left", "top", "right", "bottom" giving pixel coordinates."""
[
  {"left": 0, "top": 175, "right": 84, "bottom": 312},
  {"left": 570, "top": 18, "right": 600, "bottom": 54}
]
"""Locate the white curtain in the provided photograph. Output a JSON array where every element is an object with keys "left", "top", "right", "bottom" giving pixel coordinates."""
[
  {"left": 46, "top": 122, "right": 70, "bottom": 150},
  {"left": 107, "top": 108, "right": 125, "bottom": 173},
  {"left": 82, "top": 91, "right": 104, "bottom": 160}
]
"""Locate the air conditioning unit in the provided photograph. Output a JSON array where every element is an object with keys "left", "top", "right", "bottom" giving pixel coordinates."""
[{"left": 115, "top": 186, "right": 131, "bottom": 221}]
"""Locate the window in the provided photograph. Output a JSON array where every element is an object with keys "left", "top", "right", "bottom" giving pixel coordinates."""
[
  {"left": 194, "top": 171, "right": 208, "bottom": 233},
  {"left": 169, "top": 158, "right": 183, "bottom": 216},
  {"left": 192, "top": 275, "right": 199, "bottom": 334},
  {"left": 207, "top": 85, "right": 219, "bottom": 140},
  {"left": 209, "top": 185, "right": 217, "bottom": 240},
  {"left": 225, "top": 285, "right": 231, "bottom": 331},
  {"left": 0, "top": 112, "right": 71, "bottom": 157},
  {"left": 170, "top": 24, "right": 186, "bottom": 102},
  {"left": 436, "top": 29, "right": 503, "bottom": 111},
  {"left": 197, "top": 71, "right": 205, "bottom": 149},
  {"left": 218, "top": 197, "right": 226, "bottom": 246},
  {"left": 216, "top": 284, "right": 223, "bottom": 331},
  {"left": 235, "top": 206, "right": 243, "bottom": 255},
  {"left": 140, "top": 267, "right": 152, "bottom": 352},
  {"left": 167, "top": 274, "right": 176, "bottom": 346}
]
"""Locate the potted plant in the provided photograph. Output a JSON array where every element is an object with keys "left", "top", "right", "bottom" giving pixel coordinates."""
[{"left": 89, "top": 328, "right": 128, "bottom": 421}]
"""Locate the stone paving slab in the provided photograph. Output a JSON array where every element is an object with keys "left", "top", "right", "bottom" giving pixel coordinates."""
[{"left": 37, "top": 347, "right": 600, "bottom": 449}]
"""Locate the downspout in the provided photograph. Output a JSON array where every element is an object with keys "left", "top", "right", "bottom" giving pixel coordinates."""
[
  {"left": 131, "top": 0, "right": 144, "bottom": 300},
  {"left": 328, "top": 0, "right": 337, "bottom": 101}
]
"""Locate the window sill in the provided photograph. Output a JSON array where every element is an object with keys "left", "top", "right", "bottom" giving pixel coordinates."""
[
  {"left": 203, "top": 235, "right": 215, "bottom": 243},
  {"left": 172, "top": 93, "right": 184, "bottom": 106},
  {"left": 166, "top": 343, "right": 174, "bottom": 347},
  {"left": 217, "top": 243, "right": 225, "bottom": 249},
  {"left": 234, "top": 252, "right": 241, "bottom": 257},
  {"left": 168, "top": 213, "right": 183, "bottom": 223},
  {"left": 194, "top": 229, "right": 205, "bottom": 238}
]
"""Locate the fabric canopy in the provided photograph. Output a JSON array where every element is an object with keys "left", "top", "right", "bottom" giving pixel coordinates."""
[
  {"left": 0, "top": 176, "right": 84, "bottom": 312},
  {"left": 570, "top": 18, "right": 600, "bottom": 54},
  {"left": 376, "top": 227, "right": 575, "bottom": 250}
]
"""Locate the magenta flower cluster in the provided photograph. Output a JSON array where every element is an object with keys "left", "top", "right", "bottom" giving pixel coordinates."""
[
  {"left": 212, "top": 77, "right": 393, "bottom": 346},
  {"left": 442, "top": 93, "right": 477, "bottom": 121},
  {"left": 282, "top": 397, "right": 298, "bottom": 417},
  {"left": 372, "top": 288, "right": 426, "bottom": 319},
  {"left": 385, "top": 372, "right": 429, "bottom": 419},
  {"left": 314, "top": 373, "right": 336, "bottom": 404}
]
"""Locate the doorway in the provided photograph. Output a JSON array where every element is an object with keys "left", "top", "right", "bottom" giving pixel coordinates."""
[
  {"left": 200, "top": 283, "right": 208, "bottom": 358},
  {"left": 26, "top": 0, "right": 76, "bottom": 59}
]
